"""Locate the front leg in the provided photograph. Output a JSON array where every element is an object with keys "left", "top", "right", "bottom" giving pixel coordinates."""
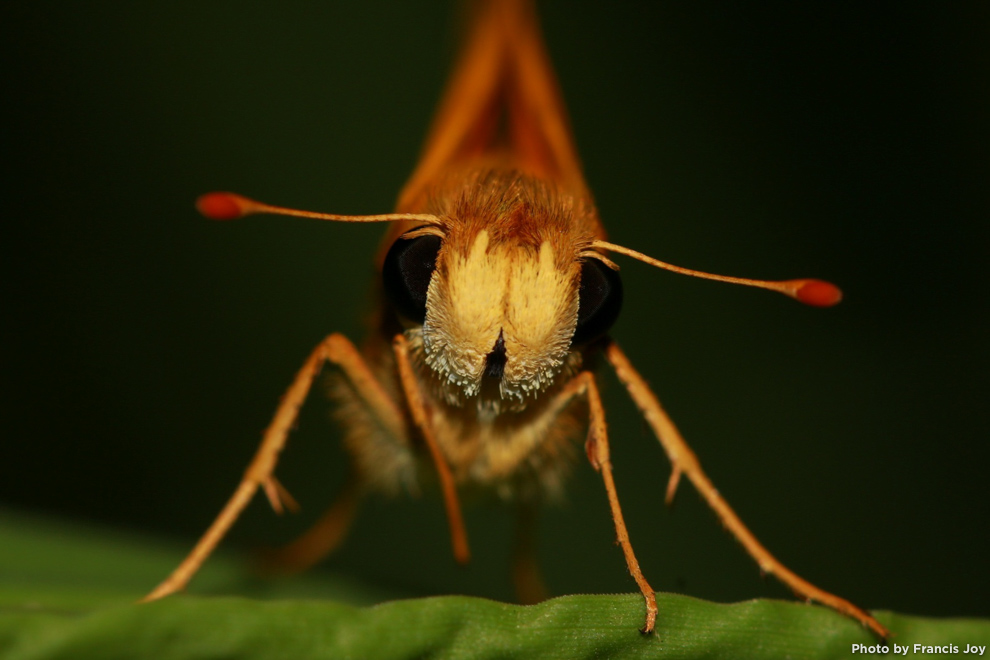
[
  {"left": 392, "top": 333, "right": 470, "bottom": 565},
  {"left": 551, "top": 371, "right": 659, "bottom": 634}
]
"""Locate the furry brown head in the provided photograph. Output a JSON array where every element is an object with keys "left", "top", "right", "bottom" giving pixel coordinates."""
[{"left": 415, "top": 168, "right": 598, "bottom": 407}]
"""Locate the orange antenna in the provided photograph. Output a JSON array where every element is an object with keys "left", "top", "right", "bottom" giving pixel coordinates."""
[
  {"left": 196, "top": 192, "right": 441, "bottom": 225},
  {"left": 592, "top": 239, "right": 842, "bottom": 307}
]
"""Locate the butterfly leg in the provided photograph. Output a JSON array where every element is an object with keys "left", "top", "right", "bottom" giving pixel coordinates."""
[
  {"left": 142, "top": 332, "right": 404, "bottom": 602},
  {"left": 605, "top": 340, "right": 889, "bottom": 640},
  {"left": 393, "top": 334, "right": 471, "bottom": 565},
  {"left": 555, "top": 370, "right": 659, "bottom": 634}
]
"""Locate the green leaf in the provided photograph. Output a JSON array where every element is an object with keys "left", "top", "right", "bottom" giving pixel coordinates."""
[{"left": 1, "top": 510, "right": 987, "bottom": 659}]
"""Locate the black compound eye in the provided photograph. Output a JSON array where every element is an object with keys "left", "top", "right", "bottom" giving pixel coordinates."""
[
  {"left": 572, "top": 258, "right": 623, "bottom": 346},
  {"left": 382, "top": 234, "right": 442, "bottom": 323}
]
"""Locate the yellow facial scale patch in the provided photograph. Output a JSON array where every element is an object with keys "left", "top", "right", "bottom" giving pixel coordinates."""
[
  {"left": 422, "top": 231, "right": 577, "bottom": 401},
  {"left": 503, "top": 241, "right": 577, "bottom": 393}
]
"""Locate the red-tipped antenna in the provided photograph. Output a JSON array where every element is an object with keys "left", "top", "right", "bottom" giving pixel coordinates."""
[
  {"left": 195, "top": 191, "right": 441, "bottom": 225},
  {"left": 592, "top": 239, "right": 842, "bottom": 307}
]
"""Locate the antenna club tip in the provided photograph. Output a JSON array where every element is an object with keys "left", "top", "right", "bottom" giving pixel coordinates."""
[
  {"left": 795, "top": 279, "right": 843, "bottom": 307},
  {"left": 196, "top": 192, "right": 251, "bottom": 220}
]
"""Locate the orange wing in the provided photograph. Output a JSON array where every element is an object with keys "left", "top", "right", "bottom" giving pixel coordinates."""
[{"left": 395, "top": 0, "right": 588, "bottom": 214}]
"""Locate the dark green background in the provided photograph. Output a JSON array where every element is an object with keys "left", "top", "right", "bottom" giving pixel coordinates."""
[{"left": 2, "top": 1, "right": 986, "bottom": 621}]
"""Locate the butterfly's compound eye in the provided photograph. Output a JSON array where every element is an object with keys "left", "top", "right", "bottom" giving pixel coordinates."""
[
  {"left": 572, "top": 258, "right": 623, "bottom": 346},
  {"left": 383, "top": 234, "right": 442, "bottom": 323}
]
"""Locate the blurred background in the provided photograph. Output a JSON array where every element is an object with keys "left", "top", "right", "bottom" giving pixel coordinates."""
[{"left": 2, "top": 1, "right": 986, "bottom": 620}]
